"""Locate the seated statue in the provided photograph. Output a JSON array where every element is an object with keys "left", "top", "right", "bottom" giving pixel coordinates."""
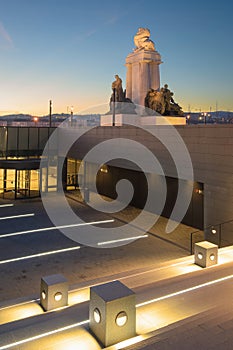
[
  {"left": 134, "top": 28, "right": 155, "bottom": 51},
  {"left": 107, "top": 75, "right": 136, "bottom": 115},
  {"left": 145, "top": 89, "right": 165, "bottom": 115},
  {"left": 111, "top": 74, "right": 125, "bottom": 102}
]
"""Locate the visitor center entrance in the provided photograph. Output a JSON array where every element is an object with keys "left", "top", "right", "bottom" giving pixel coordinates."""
[{"left": 0, "top": 160, "right": 41, "bottom": 200}]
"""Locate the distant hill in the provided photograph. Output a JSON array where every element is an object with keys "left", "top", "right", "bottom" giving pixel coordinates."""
[
  {"left": 0, "top": 113, "right": 101, "bottom": 126},
  {"left": 0, "top": 113, "right": 100, "bottom": 121},
  {"left": 0, "top": 114, "right": 32, "bottom": 121}
]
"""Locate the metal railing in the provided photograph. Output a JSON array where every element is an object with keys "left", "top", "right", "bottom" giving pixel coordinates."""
[{"left": 190, "top": 218, "right": 233, "bottom": 254}]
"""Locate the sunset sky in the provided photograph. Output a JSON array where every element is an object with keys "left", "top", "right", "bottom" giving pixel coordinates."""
[{"left": 0, "top": 0, "right": 233, "bottom": 115}]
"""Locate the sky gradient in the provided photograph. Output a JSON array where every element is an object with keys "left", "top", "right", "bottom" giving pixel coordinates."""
[{"left": 0, "top": 0, "right": 233, "bottom": 115}]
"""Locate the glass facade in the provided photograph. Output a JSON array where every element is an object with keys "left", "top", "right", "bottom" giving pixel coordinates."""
[
  {"left": 0, "top": 126, "right": 55, "bottom": 159},
  {"left": 0, "top": 126, "right": 55, "bottom": 199},
  {"left": 66, "top": 158, "right": 83, "bottom": 190},
  {"left": 0, "top": 126, "right": 84, "bottom": 199}
]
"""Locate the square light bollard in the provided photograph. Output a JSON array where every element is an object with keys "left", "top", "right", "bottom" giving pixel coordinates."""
[
  {"left": 40, "top": 274, "right": 68, "bottom": 311},
  {"left": 89, "top": 280, "right": 136, "bottom": 347},
  {"left": 194, "top": 241, "right": 218, "bottom": 268}
]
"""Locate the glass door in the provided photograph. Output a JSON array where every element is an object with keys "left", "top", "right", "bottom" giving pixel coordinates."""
[{"left": 17, "top": 170, "right": 30, "bottom": 198}]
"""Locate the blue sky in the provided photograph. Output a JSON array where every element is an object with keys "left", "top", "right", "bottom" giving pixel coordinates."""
[{"left": 0, "top": 0, "right": 233, "bottom": 115}]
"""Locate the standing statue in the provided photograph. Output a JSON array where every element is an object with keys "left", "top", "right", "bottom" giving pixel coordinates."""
[
  {"left": 111, "top": 74, "right": 125, "bottom": 102},
  {"left": 160, "top": 84, "right": 173, "bottom": 114},
  {"left": 145, "top": 84, "right": 183, "bottom": 116},
  {"left": 134, "top": 28, "right": 155, "bottom": 51}
]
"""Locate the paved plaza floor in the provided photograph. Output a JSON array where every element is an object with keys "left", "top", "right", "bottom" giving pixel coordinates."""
[
  {"left": 0, "top": 193, "right": 233, "bottom": 350},
  {"left": 0, "top": 190, "right": 202, "bottom": 304}
]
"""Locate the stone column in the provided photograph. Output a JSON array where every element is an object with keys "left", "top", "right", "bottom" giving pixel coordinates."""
[
  {"left": 125, "top": 63, "right": 132, "bottom": 100},
  {"left": 125, "top": 50, "right": 162, "bottom": 107},
  {"left": 150, "top": 61, "right": 160, "bottom": 91},
  {"left": 140, "top": 60, "right": 150, "bottom": 106},
  {"left": 131, "top": 62, "right": 140, "bottom": 105}
]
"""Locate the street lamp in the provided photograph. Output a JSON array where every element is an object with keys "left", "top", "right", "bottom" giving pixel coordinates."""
[
  {"left": 186, "top": 114, "right": 190, "bottom": 125},
  {"left": 112, "top": 88, "right": 116, "bottom": 126},
  {"left": 70, "top": 106, "right": 74, "bottom": 126},
  {"left": 203, "top": 112, "right": 207, "bottom": 125},
  {"left": 49, "top": 100, "right": 52, "bottom": 127},
  {"left": 199, "top": 112, "right": 207, "bottom": 124}
]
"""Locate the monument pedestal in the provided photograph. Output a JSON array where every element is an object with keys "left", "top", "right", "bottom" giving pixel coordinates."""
[
  {"left": 141, "top": 116, "right": 186, "bottom": 125},
  {"left": 100, "top": 114, "right": 140, "bottom": 126},
  {"left": 125, "top": 50, "right": 162, "bottom": 106},
  {"left": 100, "top": 114, "right": 186, "bottom": 126}
]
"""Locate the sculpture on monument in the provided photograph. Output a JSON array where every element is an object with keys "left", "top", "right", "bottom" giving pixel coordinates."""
[
  {"left": 111, "top": 75, "right": 125, "bottom": 102},
  {"left": 145, "top": 84, "right": 183, "bottom": 116},
  {"left": 145, "top": 89, "right": 165, "bottom": 115},
  {"left": 126, "top": 28, "right": 161, "bottom": 106},
  {"left": 134, "top": 28, "right": 155, "bottom": 51},
  {"left": 107, "top": 75, "right": 136, "bottom": 114}
]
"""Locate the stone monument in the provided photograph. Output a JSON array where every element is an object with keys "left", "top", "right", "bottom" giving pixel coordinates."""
[
  {"left": 125, "top": 28, "right": 162, "bottom": 106},
  {"left": 100, "top": 28, "right": 186, "bottom": 126}
]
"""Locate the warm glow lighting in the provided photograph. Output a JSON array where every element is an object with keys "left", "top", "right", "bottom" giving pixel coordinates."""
[
  {"left": 197, "top": 253, "right": 203, "bottom": 260},
  {"left": 0, "top": 299, "right": 39, "bottom": 312},
  {"left": 98, "top": 234, "right": 148, "bottom": 246},
  {"left": 0, "top": 219, "right": 114, "bottom": 239},
  {"left": 0, "top": 204, "right": 14, "bottom": 208},
  {"left": 209, "top": 254, "right": 215, "bottom": 261},
  {"left": 93, "top": 308, "right": 101, "bottom": 323},
  {"left": 100, "top": 164, "right": 108, "bottom": 173},
  {"left": 115, "top": 335, "right": 146, "bottom": 349},
  {"left": 0, "top": 246, "right": 81, "bottom": 265},
  {"left": 0, "top": 213, "right": 34, "bottom": 221},
  {"left": 54, "top": 292, "right": 62, "bottom": 302},
  {"left": 115, "top": 311, "right": 128, "bottom": 327},
  {"left": 41, "top": 291, "right": 46, "bottom": 300},
  {"left": 0, "top": 319, "right": 89, "bottom": 350},
  {"left": 136, "top": 273, "right": 233, "bottom": 308},
  {"left": 211, "top": 228, "right": 217, "bottom": 234}
]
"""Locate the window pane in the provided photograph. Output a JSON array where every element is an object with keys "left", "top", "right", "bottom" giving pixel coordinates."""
[
  {"left": 29, "top": 128, "right": 39, "bottom": 150},
  {"left": 7, "top": 127, "right": 18, "bottom": 151},
  {"left": 39, "top": 128, "right": 49, "bottom": 151},
  {"left": 0, "top": 128, "right": 7, "bottom": 157},
  {"left": 18, "top": 128, "right": 29, "bottom": 153}
]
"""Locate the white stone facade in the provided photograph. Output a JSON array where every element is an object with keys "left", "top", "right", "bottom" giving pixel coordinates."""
[{"left": 125, "top": 50, "right": 162, "bottom": 106}]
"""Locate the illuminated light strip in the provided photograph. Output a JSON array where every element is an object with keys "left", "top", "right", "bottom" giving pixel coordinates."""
[
  {"left": 0, "top": 319, "right": 89, "bottom": 350},
  {"left": 0, "top": 204, "right": 14, "bottom": 208},
  {"left": 0, "top": 213, "right": 34, "bottom": 221},
  {"left": 218, "top": 247, "right": 233, "bottom": 255},
  {"left": 115, "top": 335, "right": 146, "bottom": 349},
  {"left": 98, "top": 234, "right": 148, "bottom": 246},
  {"left": 0, "top": 299, "right": 39, "bottom": 311},
  {"left": 123, "top": 260, "right": 193, "bottom": 280},
  {"left": 71, "top": 259, "right": 193, "bottom": 293},
  {"left": 0, "top": 246, "right": 81, "bottom": 265},
  {"left": 0, "top": 257, "right": 193, "bottom": 311},
  {"left": 0, "top": 219, "right": 114, "bottom": 239},
  {"left": 136, "top": 273, "right": 233, "bottom": 308},
  {"left": 2, "top": 276, "right": 233, "bottom": 349}
]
